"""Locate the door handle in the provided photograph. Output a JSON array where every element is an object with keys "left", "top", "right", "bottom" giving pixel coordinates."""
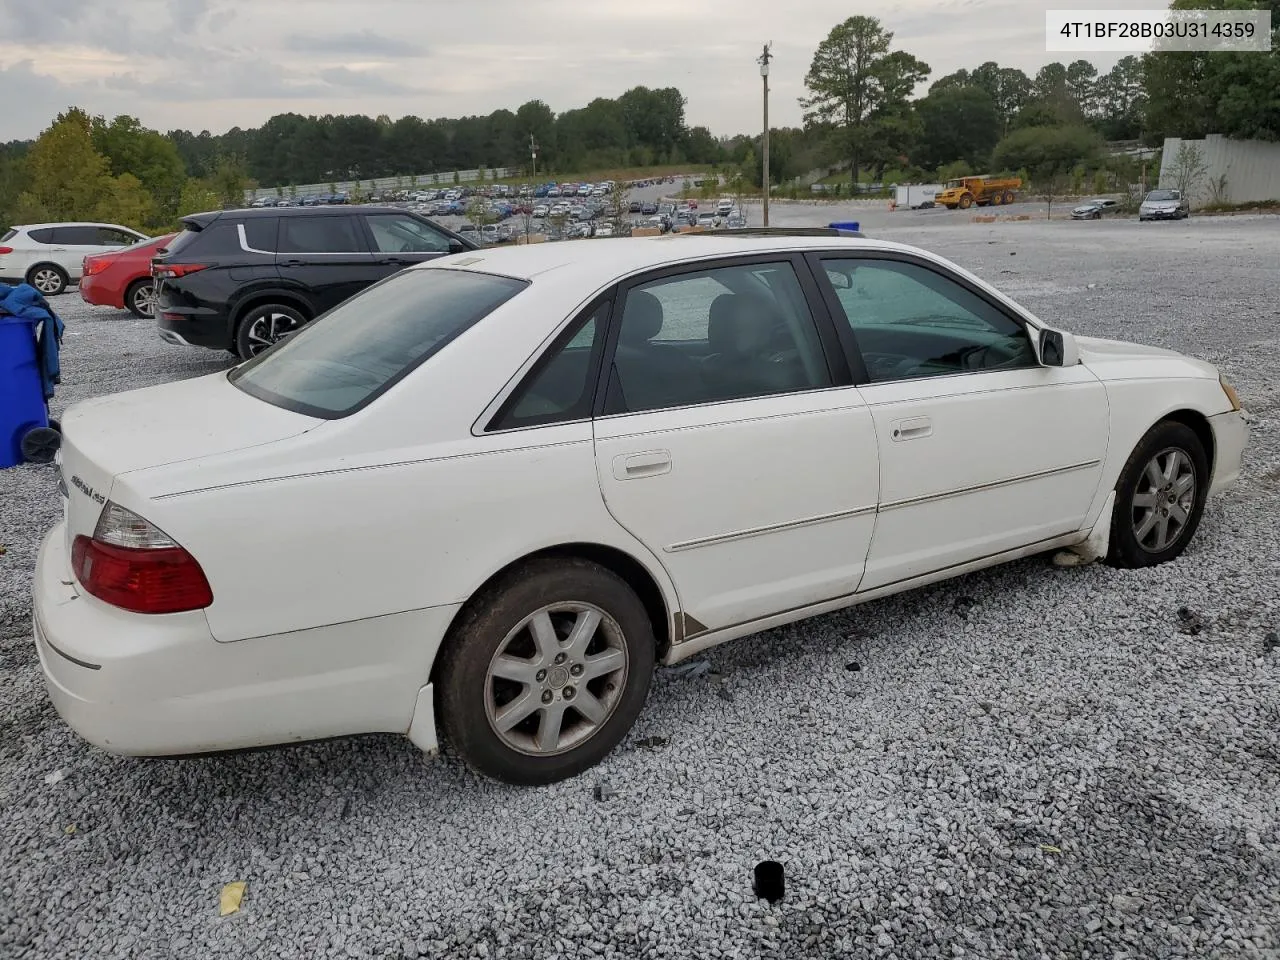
[
  {"left": 281, "top": 258, "right": 306, "bottom": 266},
  {"left": 379, "top": 257, "right": 409, "bottom": 265},
  {"left": 890, "top": 417, "right": 933, "bottom": 441},
  {"left": 613, "top": 450, "right": 672, "bottom": 480}
]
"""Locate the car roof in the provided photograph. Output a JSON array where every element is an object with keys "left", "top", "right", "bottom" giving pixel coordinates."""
[
  {"left": 191, "top": 205, "right": 414, "bottom": 222},
  {"left": 419, "top": 234, "right": 909, "bottom": 282},
  {"left": 12, "top": 221, "right": 139, "bottom": 230}
]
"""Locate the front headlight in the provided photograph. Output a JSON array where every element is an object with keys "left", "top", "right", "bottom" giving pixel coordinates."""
[{"left": 1220, "top": 375, "right": 1242, "bottom": 411}]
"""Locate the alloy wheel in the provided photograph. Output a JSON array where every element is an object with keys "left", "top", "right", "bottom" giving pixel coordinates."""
[
  {"left": 31, "top": 269, "right": 62, "bottom": 294},
  {"left": 484, "top": 602, "right": 629, "bottom": 756},
  {"left": 132, "top": 283, "right": 157, "bottom": 317},
  {"left": 1131, "top": 447, "right": 1197, "bottom": 553},
  {"left": 244, "top": 310, "right": 303, "bottom": 356}
]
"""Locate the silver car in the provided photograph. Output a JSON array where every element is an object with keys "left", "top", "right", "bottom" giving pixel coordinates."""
[{"left": 1139, "top": 189, "right": 1190, "bottom": 222}]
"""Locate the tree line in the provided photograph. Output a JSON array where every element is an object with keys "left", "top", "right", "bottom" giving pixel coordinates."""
[{"left": 1, "top": 0, "right": 1274, "bottom": 233}]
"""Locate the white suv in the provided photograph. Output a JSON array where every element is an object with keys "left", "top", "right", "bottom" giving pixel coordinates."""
[{"left": 0, "top": 222, "right": 150, "bottom": 296}]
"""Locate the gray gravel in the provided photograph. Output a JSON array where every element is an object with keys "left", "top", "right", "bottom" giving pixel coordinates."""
[{"left": 2, "top": 217, "right": 1279, "bottom": 959}]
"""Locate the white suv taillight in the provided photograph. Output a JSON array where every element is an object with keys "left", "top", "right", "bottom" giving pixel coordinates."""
[{"left": 71, "top": 502, "right": 213, "bottom": 614}]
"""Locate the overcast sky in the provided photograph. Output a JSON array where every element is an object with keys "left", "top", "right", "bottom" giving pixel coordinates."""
[{"left": 0, "top": 0, "right": 1138, "bottom": 142}]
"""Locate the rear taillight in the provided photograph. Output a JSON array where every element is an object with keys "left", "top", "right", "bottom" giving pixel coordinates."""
[
  {"left": 83, "top": 257, "right": 110, "bottom": 276},
  {"left": 152, "top": 263, "right": 207, "bottom": 279},
  {"left": 71, "top": 502, "right": 212, "bottom": 614},
  {"left": 0, "top": 246, "right": 12, "bottom": 255}
]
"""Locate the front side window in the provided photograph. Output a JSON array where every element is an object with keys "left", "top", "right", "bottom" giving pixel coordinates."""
[
  {"left": 278, "top": 216, "right": 365, "bottom": 254},
  {"left": 366, "top": 215, "right": 452, "bottom": 253},
  {"left": 231, "top": 269, "right": 527, "bottom": 417},
  {"left": 821, "top": 258, "right": 1036, "bottom": 382},
  {"left": 96, "top": 227, "right": 139, "bottom": 246},
  {"left": 605, "top": 261, "right": 831, "bottom": 415}
]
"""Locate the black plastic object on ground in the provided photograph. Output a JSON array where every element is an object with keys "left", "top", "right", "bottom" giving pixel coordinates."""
[{"left": 753, "top": 860, "right": 785, "bottom": 902}]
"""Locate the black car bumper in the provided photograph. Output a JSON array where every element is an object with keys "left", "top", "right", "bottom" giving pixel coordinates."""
[
  {"left": 156, "top": 306, "right": 233, "bottom": 349},
  {"left": 1140, "top": 210, "right": 1183, "bottom": 220}
]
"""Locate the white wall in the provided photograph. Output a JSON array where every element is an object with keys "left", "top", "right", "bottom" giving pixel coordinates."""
[{"left": 1159, "top": 135, "right": 1280, "bottom": 205}]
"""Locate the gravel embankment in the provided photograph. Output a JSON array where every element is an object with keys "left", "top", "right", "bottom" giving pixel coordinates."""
[{"left": 1, "top": 217, "right": 1277, "bottom": 959}]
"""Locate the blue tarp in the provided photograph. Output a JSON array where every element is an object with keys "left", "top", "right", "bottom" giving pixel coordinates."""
[{"left": 0, "top": 282, "right": 65, "bottom": 401}]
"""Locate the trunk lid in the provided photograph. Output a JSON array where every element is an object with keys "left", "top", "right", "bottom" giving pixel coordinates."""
[{"left": 58, "top": 372, "right": 320, "bottom": 545}]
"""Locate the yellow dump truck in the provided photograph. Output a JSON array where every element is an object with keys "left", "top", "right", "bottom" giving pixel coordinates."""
[{"left": 936, "top": 176, "right": 1021, "bottom": 210}]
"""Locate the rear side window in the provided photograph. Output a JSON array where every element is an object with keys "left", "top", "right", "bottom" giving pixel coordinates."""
[
  {"left": 278, "top": 216, "right": 365, "bottom": 254},
  {"left": 242, "top": 217, "right": 278, "bottom": 252},
  {"left": 26, "top": 228, "right": 56, "bottom": 244},
  {"left": 169, "top": 221, "right": 243, "bottom": 256},
  {"left": 230, "top": 269, "right": 527, "bottom": 417},
  {"left": 1, "top": 229, "right": 16, "bottom": 243},
  {"left": 53, "top": 226, "right": 100, "bottom": 244}
]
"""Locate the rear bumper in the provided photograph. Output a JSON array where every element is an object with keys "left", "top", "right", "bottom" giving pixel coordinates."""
[
  {"left": 34, "top": 521, "right": 457, "bottom": 756},
  {"left": 77, "top": 274, "right": 121, "bottom": 309},
  {"left": 156, "top": 307, "right": 232, "bottom": 350},
  {"left": 1208, "top": 409, "right": 1249, "bottom": 497}
]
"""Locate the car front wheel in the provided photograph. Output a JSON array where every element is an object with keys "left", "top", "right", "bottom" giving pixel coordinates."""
[
  {"left": 1107, "top": 420, "right": 1209, "bottom": 568},
  {"left": 438, "top": 558, "right": 655, "bottom": 785},
  {"left": 234, "top": 303, "right": 308, "bottom": 359}
]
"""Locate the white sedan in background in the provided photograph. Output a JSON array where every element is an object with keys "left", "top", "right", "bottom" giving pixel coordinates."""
[{"left": 35, "top": 233, "right": 1247, "bottom": 784}]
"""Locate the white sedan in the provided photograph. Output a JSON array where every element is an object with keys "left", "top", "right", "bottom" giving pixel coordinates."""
[{"left": 34, "top": 233, "right": 1248, "bottom": 784}]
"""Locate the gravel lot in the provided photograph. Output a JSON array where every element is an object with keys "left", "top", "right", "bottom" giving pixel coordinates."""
[{"left": 2, "top": 216, "right": 1278, "bottom": 960}]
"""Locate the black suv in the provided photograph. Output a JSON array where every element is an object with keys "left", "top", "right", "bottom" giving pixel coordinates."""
[{"left": 153, "top": 206, "right": 476, "bottom": 359}]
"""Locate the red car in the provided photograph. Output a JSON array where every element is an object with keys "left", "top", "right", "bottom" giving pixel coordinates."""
[{"left": 79, "top": 233, "right": 175, "bottom": 318}]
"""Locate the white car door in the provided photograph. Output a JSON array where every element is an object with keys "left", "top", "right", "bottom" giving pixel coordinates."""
[
  {"left": 811, "top": 254, "right": 1109, "bottom": 591},
  {"left": 591, "top": 257, "right": 880, "bottom": 634}
]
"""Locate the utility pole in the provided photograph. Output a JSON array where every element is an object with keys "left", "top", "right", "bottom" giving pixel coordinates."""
[
  {"left": 530, "top": 133, "right": 538, "bottom": 178},
  {"left": 758, "top": 43, "right": 772, "bottom": 227}
]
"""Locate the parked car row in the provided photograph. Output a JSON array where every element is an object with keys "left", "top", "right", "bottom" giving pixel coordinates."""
[{"left": 1069, "top": 190, "right": 1191, "bottom": 221}]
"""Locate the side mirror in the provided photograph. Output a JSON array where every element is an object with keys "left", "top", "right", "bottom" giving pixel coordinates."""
[
  {"left": 448, "top": 238, "right": 466, "bottom": 253},
  {"left": 1038, "top": 327, "right": 1080, "bottom": 367}
]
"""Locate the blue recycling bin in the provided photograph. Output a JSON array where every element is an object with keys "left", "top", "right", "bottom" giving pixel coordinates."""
[
  {"left": 829, "top": 221, "right": 861, "bottom": 233},
  {"left": 0, "top": 313, "right": 49, "bottom": 468}
]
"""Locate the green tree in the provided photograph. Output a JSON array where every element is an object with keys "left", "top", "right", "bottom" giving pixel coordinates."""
[
  {"left": 914, "top": 85, "right": 1001, "bottom": 172},
  {"left": 801, "top": 15, "right": 929, "bottom": 185},
  {"left": 91, "top": 114, "right": 186, "bottom": 224},
  {"left": 1143, "top": 0, "right": 1280, "bottom": 142},
  {"left": 12, "top": 109, "right": 116, "bottom": 224},
  {"left": 211, "top": 156, "right": 249, "bottom": 207},
  {"left": 992, "top": 125, "right": 1104, "bottom": 180},
  {"left": 178, "top": 178, "right": 221, "bottom": 218},
  {"left": 1094, "top": 56, "right": 1147, "bottom": 140}
]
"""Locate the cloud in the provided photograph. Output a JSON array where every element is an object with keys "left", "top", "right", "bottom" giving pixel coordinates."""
[
  {"left": 0, "top": 0, "right": 1145, "bottom": 141},
  {"left": 317, "top": 67, "right": 422, "bottom": 96},
  {"left": 283, "top": 29, "right": 425, "bottom": 58}
]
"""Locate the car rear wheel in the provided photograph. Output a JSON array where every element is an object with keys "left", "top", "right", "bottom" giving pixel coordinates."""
[
  {"left": 234, "top": 303, "right": 308, "bottom": 360},
  {"left": 125, "top": 279, "right": 157, "bottom": 318},
  {"left": 26, "top": 264, "right": 67, "bottom": 296},
  {"left": 438, "top": 558, "right": 655, "bottom": 785},
  {"left": 1107, "top": 420, "right": 1209, "bottom": 568}
]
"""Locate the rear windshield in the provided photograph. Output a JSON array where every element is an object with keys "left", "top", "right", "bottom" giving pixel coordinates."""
[
  {"left": 1, "top": 229, "right": 15, "bottom": 243},
  {"left": 230, "top": 268, "right": 527, "bottom": 418}
]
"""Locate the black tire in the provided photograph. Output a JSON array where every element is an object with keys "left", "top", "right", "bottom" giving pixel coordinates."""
[
  {"left": 438, "top": 558, "right": 656, "bottom": 785},
  {"left": 21, "top": 426, "right": 61, "bottom": 464},
  {"left": 26, "top": 264, "right": 67, "bottom": 297},
  {"left": 1107, "top": 420, "right": 1209, "bottom": 568},
  {"left": 234, "top": 303, "right": 308, "bottom": 360},
  {"left": 124, "top": 278, "right": 156, "bottom": 318}
]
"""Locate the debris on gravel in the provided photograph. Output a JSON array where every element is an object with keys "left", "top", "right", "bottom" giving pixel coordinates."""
[{"left": 3, "top": 220, "right": 1279, "bottom": 960}]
